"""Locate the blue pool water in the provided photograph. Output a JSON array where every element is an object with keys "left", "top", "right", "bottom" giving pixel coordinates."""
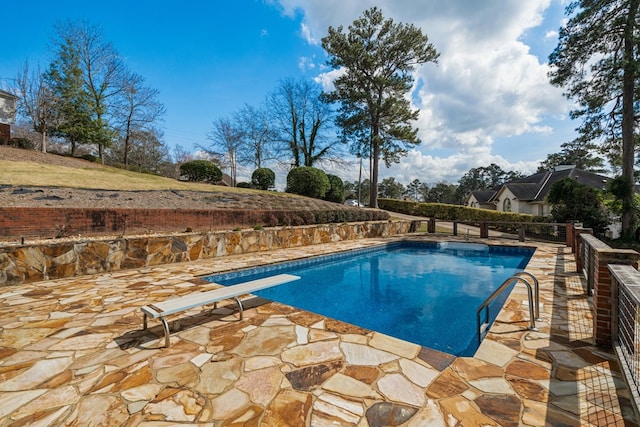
[{"left": 204, "top": 241, "right": 533, "bottom": 356}]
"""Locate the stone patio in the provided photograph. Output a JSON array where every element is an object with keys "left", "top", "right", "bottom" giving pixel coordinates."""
[{"left": 0, "top": 236, "right": 637, "bottom": 426}]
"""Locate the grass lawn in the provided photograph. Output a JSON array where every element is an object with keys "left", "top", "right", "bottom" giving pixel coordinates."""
[{"left": 0, "top": 159, "right": 290, "bottom": 195}]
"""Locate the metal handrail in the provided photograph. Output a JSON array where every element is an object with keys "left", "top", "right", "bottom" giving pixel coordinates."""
[
  {"left": 513, "top": 271, "right": 540, "bottom": 320},
  {"left": 477, "top": 273, "right": 540, "bottom": 345}
]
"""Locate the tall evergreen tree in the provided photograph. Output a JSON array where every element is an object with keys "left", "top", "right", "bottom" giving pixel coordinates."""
[
  {"left": 52, "top": 21, "right": 125, "bottom": 161},
  {"left": 321, "top": 7, "right": 439, "bottom": 208},
  {"left": 378, "top": 177, "right": 405, "bottom": 199},
  {"left": 537, "top": 140, "right": 606, "bottom": 173},
  {"left": 455, "top": 164, "right": 522, "bottom": 203},
  {"left": 549, "top": 0, "right": 640, "bottom": 237},
  {"left": 46, "top": 40, "right": 94, "bottom": 156},
  {"left": 406, "top": 179, "right": 422, "bottom": 201}
]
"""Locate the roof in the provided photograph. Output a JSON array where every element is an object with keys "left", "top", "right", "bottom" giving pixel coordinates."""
[
  {"left": 499, "top": 166, "right": 610, "bottom": 202},
  {"left": 469, "top": 190, "right": 496, "bottom": 203},
  {"left": 0, "top": 89, "right": 18, "bottom": 100}
]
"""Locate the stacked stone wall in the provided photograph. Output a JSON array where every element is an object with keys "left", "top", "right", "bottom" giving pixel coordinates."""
[{"left": 0, "top": 220, "right": 412, "bottom": 286}]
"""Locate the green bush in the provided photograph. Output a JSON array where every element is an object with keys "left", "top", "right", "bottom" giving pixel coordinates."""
[
  {"left": 324, "top": 174, "right": 345, "bottom": 203},
  {"left": 547, "top": 178, "right": 609, "bottom": 233},
  {"left": 286, "top": 167, "right": 330, "bottom": 199},
  {"left": 251, "top": 168, "right": 276, "bottom": 190},
  {"left": 78, "top": 154, "right": 98, "bottom": 162},
  {"left": 179, "top": 160, "right": 222, "bottom": 183},
  {"left": 236, "top": 182, "right": 252, "bottom": 188},
  {"left": 6, "top": 137, "right": 33, "bottom": 149}
]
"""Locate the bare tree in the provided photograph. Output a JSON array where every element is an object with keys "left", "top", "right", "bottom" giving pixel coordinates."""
[
  {"left": 15, "top": 61, "right": 59, "bottom": 153},
  {"left": 235, "top": 103, "right": 275, "bottom": 169},
  {"left": 204, "top": 117, "right": 244, "bottom": 186},
  {"left": 268, "top": 77, "right": 336, "bottom": 167},
  {"left": 173, "top": 144, "right": 193, "bottom": 164},
  {"left": 106, "top": 127, "right": 172, "bottom": 173},
  {"left": 128, "top": 128, "right": 171, "bottom": 174},
  {"left": 114, "top": 72, "right": 166, "bottom": 167}
]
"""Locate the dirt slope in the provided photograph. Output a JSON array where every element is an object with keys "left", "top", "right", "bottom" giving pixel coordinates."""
[{"left": 0, "top": 146, "right": 348, "bottom": 211}]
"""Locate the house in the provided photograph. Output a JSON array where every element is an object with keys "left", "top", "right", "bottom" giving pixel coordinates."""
[
  {"left": 0, "top": 89, "right": 19, "bottom": 144},
  {"left": 466, "top": 190, "right": 497, "bottom": 210},
  {"left": 465, "top": 165, "right": 611, "bottom": 217}
]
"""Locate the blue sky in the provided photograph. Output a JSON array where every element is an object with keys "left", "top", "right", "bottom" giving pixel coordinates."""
[{"left": 1, "top": 0, "right": 577, "bottom": 186}]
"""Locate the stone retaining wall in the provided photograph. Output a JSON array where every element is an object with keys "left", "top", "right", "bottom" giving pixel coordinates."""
[{"left": 0, "top": 220, "right": 413, "bottom": 286}]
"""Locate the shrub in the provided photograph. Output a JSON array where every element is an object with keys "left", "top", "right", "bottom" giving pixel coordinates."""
[
  {"left": 179, "top": 160, "right": 222, "bottom": 183},
  {"left": 286, "top": 167, "right": 330, "bottom": 199},
  {"left": 236, "top": 181, "right": 252, "bottom": 188},
  {"left": 547, "top": 178, "right": 609, "bottom": 233},
  {"left": 290, "top": 215, "right": 305, "bottom": 226},
  {"left": 378, "top": 198, "right": 543, "bottom": 223},
  {"left": 265, "top": 214, "right": 279, "bottom": 227},
  {"left": 6, "top": 137, "right": 34, "bottom": 149},
  {"left": 324, "top": 174, "right": 345, "bottom": 203},
  {"left": 78, "top": 154, "right": 98, "bottom": 162},
  {"left": 251, "top": 168, "right": 276, "bottom": 190},
  {"left": 279, "top": 213, "right": 292, "bottom": 226}
]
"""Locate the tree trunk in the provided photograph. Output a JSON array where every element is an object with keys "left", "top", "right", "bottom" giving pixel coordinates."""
[
  {"left": 123, "top": 135, "right": 130, "bottom": 168},
  {"left": 370, "top": 140, "right": 380, "bottom": 208},
  {"left": 98, "top": 143, "right": 104, "bottom": 164},
  {"left": 621, "top": 0, "right": 639, "bottom": 237},
  {"left": 41, "top": 130, "right": 47, "bottom": 154}
]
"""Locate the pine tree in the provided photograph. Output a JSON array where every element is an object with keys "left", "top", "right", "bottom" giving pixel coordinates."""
[
  {"left": 321, "top": 7, "right": 439, "bottom": 208},
  {"left": 549, "top": 0, "right": 640, "bottom": 237}
]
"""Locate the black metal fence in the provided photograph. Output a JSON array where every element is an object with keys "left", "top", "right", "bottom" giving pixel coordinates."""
[
  {"left": 609, "top": 265, "right": 640, "bottom": 415},
  {"left": 417, "top": 219, "right": 568, "bottom": 243}
]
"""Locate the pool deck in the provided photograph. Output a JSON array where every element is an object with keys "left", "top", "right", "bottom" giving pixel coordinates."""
[{"left": 0, "top": 235, "right": 637, "bottom": 426}]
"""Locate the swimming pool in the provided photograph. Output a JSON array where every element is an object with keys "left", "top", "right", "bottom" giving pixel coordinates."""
[{"left": 203, "top": 241, "right": 534, "bottom": 356}]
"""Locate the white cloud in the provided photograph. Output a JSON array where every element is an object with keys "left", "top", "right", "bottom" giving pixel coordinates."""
[
  {"left": 298, "top": 56, "right": 316, "bottom": 71},
  {"left": 545, "top": 29, "right": 558, "bottom": 40},
  {"left": 313, "top": 67, "right": 344, "bottom": 92},
  {"left": 275, "top": 0, "right": 574, "bottom": 185},
  {"left": 300, "top": 22, "right": 317, "bottom": 45}
]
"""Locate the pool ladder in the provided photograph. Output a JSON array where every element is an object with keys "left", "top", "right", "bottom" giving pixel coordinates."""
[{"left": 477, "top": 272, "right": 540, "bottom": 345}]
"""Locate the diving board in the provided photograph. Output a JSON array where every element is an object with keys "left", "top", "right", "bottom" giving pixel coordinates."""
[{"left": 141, "top": 273, "right": 300, "bottom": 347}]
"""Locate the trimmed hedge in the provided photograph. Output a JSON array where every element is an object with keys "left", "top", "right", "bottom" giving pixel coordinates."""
[
  {"left": 251, "top": 168, "right": 276, "bottom": 190},
  {"left": 260, "top": 208, "right": 389, "bottom": 227},
  {"left": 286, "top": 167, "right": 330, "bottom": 199},
  {"left": 378, "top": 198, "right": 545, "bottom": 223},
  {"left": 324, "top": 174, "right": 345, "bottom": 203},
  {"left": 179, "top": 160, "right": 223, "bottom": 183}
]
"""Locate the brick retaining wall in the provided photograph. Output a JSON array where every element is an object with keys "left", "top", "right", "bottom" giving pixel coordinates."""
[
  {"left": 0, "top": 207, "right": 390, "bottom": 241},
  {"left": 578, "top": 232, "right": 640, "bottom": 347},
  {"left": 0, "top": 207, "right": 311, "bottom": 240}
]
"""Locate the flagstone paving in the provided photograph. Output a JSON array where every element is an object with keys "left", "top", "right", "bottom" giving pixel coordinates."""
[{"left": 0, "top": 235, "right": 637, "bottom": 426}]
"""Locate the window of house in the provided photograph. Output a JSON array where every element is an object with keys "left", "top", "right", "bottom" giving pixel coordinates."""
[{"left": 503, "top": 198, "right": 511, "bottom": 212}]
